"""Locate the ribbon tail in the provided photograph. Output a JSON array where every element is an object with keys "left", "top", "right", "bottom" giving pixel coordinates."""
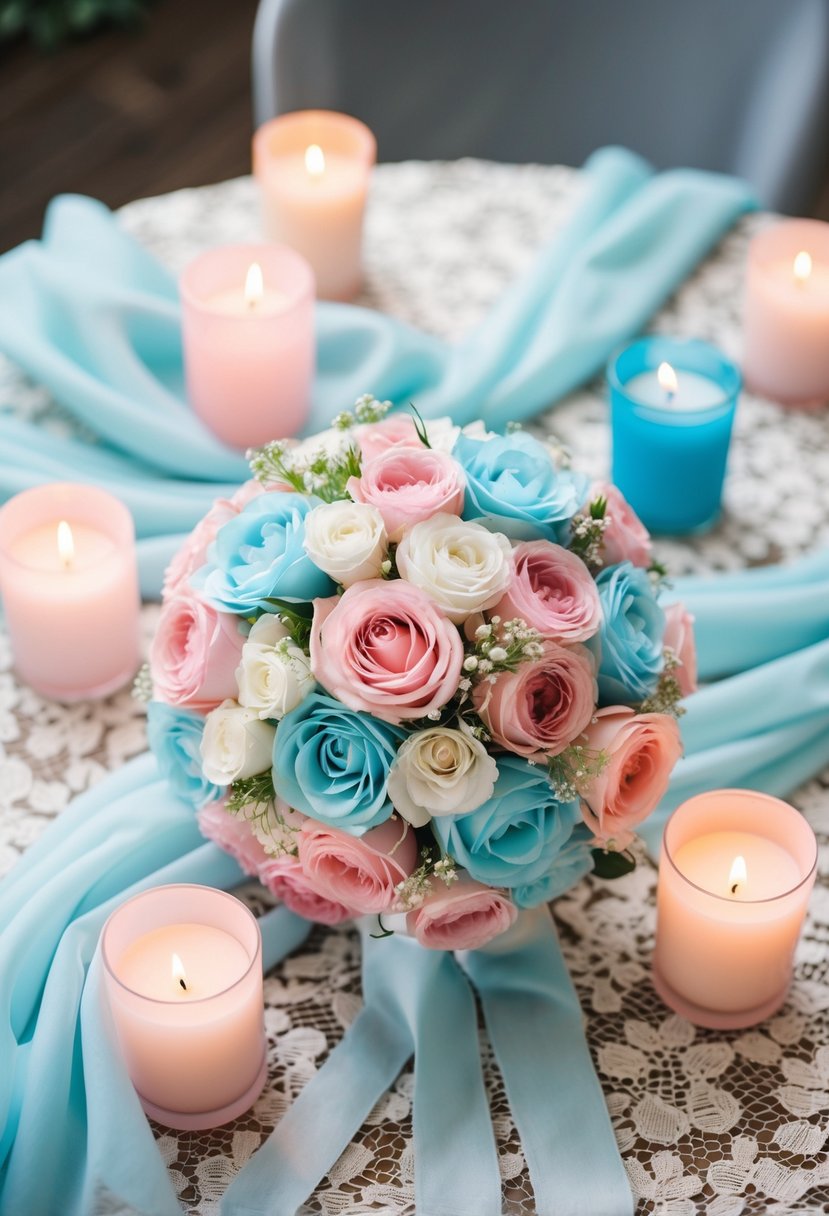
[
  {"left": 401, "top": 943, "right": 501, "bottom": 1216},
  {"left": 220, "top": 1002, "right": 412, "bottom": 1216},
  {"left": 463, "top": 907, "right": 633, "bottom": 1216}
]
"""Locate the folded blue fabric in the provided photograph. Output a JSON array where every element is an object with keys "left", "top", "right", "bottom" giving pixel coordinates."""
[{"left": 0, "top": 147, "right": 755, "bottom": 597}]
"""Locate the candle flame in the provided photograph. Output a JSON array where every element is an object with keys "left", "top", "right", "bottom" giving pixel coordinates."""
[
  {"left": 171, "top": 952, "right": 187, "bottom": 992},
  {"left": 657, "top": 361, "right": 678, "bottom": 397},
  {"left": 57, "top": 520, "right": 74, "bottom": 569},
  {"left": 305, "top": 143, "right": 325, "bottom": 177},
  {"left": 793, "top": 250, "right": 812, "bottom": 284},
  {"left": 729, "top": 854, "right": 747, "bottom": 896},
  {"left": 245, "top": 262, "right": 264, "bottom": 309}
]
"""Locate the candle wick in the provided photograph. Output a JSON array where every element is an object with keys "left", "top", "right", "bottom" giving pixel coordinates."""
[
  {"left": 730, "top": 882, "right": 738, "bottom": 895},
  {"left": 179, "top": 977, "right": 187, "bottom": 991}
]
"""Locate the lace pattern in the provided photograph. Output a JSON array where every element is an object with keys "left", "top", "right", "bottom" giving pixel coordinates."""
[{"left": 2, "top": 161, "right": 828, "bottom": 1215}]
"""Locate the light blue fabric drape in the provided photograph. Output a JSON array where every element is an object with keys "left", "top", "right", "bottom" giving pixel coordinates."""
[{"left": 0, "top": 146, "right": 755, "bottom": 598}]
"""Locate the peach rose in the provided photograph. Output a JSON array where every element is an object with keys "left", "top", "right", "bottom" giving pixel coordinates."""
[
  {"left": 197, "top": 799, "right": 268, "bottom": 876},
  {"left": 150, "top": 592, "right": 245, "bottom": 712},
  {"left": 406, "top": 877, "right": 517, "bottom": 950},
  {"left": 663, "top": 603, "right": 698, "bottom": 697},
  {"left": 593, "top": 482, "right": 652, "bottom": 569},
  {"left": 579, "top": 706, "right": 683, "bottom": 848},
  {"left": 475, "top": 642, "right": 596, "bottom": 758},
  {"left": 310, "top": 579, "right": 464, "bottom": 723},
  {"left": 347, "top": 446, "right": 465, "bottom": 541},
  {"left": 298, "top": 816, "right": 418, "bottom": 915},
  {"left": 493, "top": 540, "right": 602, "bottom": 643},
  {"left": 258, "top": 854, "right": 355, "bottom": 925}
]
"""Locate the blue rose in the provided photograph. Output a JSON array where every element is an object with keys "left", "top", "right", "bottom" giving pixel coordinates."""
[
  {"left": 147, "top": 700, "right": 220, "bottom": 808},
  {"left": 512, "top": 824, "right": 594, "bottom": 907},
  {"left": 199, "top": 493, "right": 335, "bottom": 615},
  {"left": 272, "top": 690, "right": 404, "bottom": 834},
  {"left": 453, "top": 431, "right": 588, "bottom": 542},
  {"left": 431, "top": 754, "right": 580, "bottom": 888},
  {"left": 593, "top": 561, "right": 665, "bottom": 704}
]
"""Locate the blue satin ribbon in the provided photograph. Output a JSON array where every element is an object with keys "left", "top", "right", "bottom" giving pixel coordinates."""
[{"left": 0, "top": 147, "right": 755, "bottom": 597}]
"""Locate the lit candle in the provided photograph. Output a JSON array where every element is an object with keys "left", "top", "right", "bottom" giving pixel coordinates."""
[
  {"left": 653, "top": 790, "right": 817, "bottom": 1029},
  {"left": 742, "top": 218, "right": 829, "bottom": 407},
  {"left": 181, "top": 242, "right": 315, "bottom": 450},
  {"left": 608, "top": 337, "right": 740, "bottom": 534},
  {"left": 102, "top": 884, "right": 266, "bottom": 1130},
  {"left": 0, "top": 483, "right": 140, "bottom": 700},
  {"left": 253, "top": 109, "right": 376, "bottom": 301}
]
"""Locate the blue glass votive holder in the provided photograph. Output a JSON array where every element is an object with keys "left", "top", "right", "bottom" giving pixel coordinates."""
[{"left": 608, "top": 338, "right": 740, "bottom": 534}]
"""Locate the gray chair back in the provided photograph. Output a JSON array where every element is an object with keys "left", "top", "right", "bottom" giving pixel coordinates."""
[{"left": 252, "top": 0, "right": 829, "bottom": 213}]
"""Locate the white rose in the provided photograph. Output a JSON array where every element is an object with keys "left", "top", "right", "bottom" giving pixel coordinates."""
[
  {"left": 396, "top": 514, "right": 512, "bottom": 623},
  {"left": 236, "top": 614, "right": 314, "bottom": 720},
  {"left": 200, "top": 699, "right": 275, "bottom": 786},
  {"left": 387, "top": 725, "right": 498, "bottom": 827},
  {"left": 303, "top": 500, "right": 388, "bottom": 586}
]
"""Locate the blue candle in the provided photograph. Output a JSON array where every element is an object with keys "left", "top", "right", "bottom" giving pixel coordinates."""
[{"left": 607, "top": 338, "right": 740, "bottom": 534}]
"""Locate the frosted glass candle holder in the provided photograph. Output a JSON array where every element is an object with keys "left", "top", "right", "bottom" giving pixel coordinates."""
[
  {"left": 102, "top": 884, "right": 266, "bottom": 1130},
  {"left": 653, "top": 790, "right": 817, "bottom": 1029}
]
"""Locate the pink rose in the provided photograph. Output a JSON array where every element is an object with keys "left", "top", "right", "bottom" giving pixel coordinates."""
[
  {"left": 663, "top": 603, "right": 698, "bottom": 697},
  {"left": 150, "top": 592, "right": 245, "bottom": 711},
  {"left": 493, "top": 540, "right": 601, "bottom": 643},
  {"left": 347, "top": 446, "right": 465, "bottom": 542},
  {"left": 162, "top": 480, "right": 276, "bottom": 600},
  {"left": 310, "top": 579, "right": 464, "bottom": 723},
  {"left": 197, "top": 799, "right": 268, "bottom": 876},
  {"left": 406, "top": 876, "right": 517, "bottom": 950},
  {"left": 593, "top": 482, "right": 652, "bottom": 569},
  {"left": 475, "top": 642, "right": 596, "bottom": 758},
  {"left": 579, "top": 706, "right": 683, "bottom": 848},
  {"left": 258, "top": 854, "right": 354, "bottom": 925},
  {"left": 298, "top": 816, "right": 418, "bottom": 915},
  {"left": 357, "top": 415, "right": 422, "bottom": 462}
]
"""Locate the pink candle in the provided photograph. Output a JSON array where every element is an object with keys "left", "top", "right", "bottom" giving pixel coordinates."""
[
  {"left": 253, "top": 110, "right": 376, "bottom": 301},
  {"left": 742, "top": 219, "right": 829, "bottom": 406},
  {"left": 654, "top": 790, "right": 817, "bottom": 1029},
  {"left": 102, "top": 884, "right": 266, "bottom": 1131},
  {"left": 181, "top": 243, "right": 315, "bottom": 450},
  {"left": 0, "top": 483, "right": 140, "bottom": 701}
]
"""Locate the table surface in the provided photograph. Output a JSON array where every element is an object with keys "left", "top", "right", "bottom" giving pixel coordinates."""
[{"left": 2, "top": 161, "right": 829, "bottom": 1216}]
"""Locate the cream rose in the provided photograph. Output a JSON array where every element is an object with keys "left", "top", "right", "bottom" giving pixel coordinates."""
[
  {"left": 387, "top": 724, "right": 499, "bottom": 827},
  {"left": 303, "top": 500, "right": 388, "bottom": 587},
  {"left": 200, "top": 699, "right": 276, "bottom": 786},
  {"left": 236, "top": 614, "right": 314, "bottom": 720},
  {"left": 396, "top": 514, "right": 512, "bottom": 623}
]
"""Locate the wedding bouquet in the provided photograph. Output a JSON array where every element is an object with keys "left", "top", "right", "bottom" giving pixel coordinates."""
[{"left": 146, "top": 397, "right": 695, "bottom": 950}]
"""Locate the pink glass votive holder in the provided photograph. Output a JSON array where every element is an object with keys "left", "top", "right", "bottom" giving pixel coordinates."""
[
  {"left": 253, "top": 109, "right": 376, "bottom": 301},
  {"left": 653, "top": 790, "right": 817, "bottom": 1030},
  {"left": 181, "top": 242, "right": 315, "bottom": 450},
  {"left": 102, "top": 884, "right": 266, "bottom": 1131},
  {"left": 0, "top": 483, "right": 140, "bottom": 701},
  {"left": 742, "top": 218, "right": 829, "bottom": 407}
]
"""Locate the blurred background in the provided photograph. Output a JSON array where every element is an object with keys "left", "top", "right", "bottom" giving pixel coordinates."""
[{"left": 2, "top": 0, "right": 829, "bottom": 253}]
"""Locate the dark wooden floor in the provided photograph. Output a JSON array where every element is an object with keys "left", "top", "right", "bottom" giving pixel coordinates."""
[
  {"left": 2, "top": 0, "right": 829, "bottom": 254},
  {"left": 0, "top": 0, "right": 257, "bottom": 252}
]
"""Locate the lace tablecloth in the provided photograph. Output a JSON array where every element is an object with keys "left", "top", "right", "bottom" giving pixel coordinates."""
[{"left": 2, "top": 161, "right": 829, "bottom": 1216}]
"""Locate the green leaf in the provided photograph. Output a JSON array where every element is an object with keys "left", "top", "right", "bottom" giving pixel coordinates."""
[{"left": 591, "top": 848, "right": 636, "bottom": 880}]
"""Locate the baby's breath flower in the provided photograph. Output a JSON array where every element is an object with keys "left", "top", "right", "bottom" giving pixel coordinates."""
[
  {"left": 463, "top": 656, "right": 479, "bottom": 672},
  {"left": 488, "top": 646, "right": 508, "bottom": 663}
]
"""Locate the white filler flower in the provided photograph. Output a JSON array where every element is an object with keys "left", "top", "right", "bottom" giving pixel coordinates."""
[
  {"left": 396, "top": 514, "right": 512, "bottom": 623},
  {"left": 387, "top": 724, "right": 498, "bottom": 827},
  {"left": 303, "top": 500, "right": 388, "bottom": 586},
  {"left": 236, "top": 614, "right": 314, "bottom": 720}
]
